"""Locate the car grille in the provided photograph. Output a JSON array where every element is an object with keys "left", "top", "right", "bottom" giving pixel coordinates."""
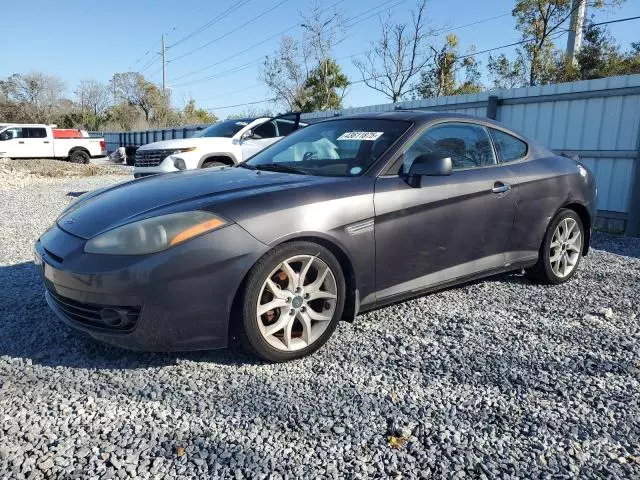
[
  {"left": 134, "top": 149, "right": 175, "bottom": 168},
  {"left": 47, "top": 288, "right": 140, "bottom": 332}
]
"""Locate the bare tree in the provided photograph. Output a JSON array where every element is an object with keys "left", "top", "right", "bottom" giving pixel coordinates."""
[
  {"left": 75, "top": 80, "right": 110, "bottom": 129},
  {"left": 262, "top": 36, "right": 309, "bottom": 111},
  {"left": 261, "top": 1, "right": 348, "bottom": 112},
  {"left": 2, "top": 72, "right": 66, "bottom": 123},
  {"left": 353, "top": 0, "right": 432, "bottom": 103}
]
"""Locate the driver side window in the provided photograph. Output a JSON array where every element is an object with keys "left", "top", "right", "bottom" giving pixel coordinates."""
[
  {"left": 0, "top": 128, "right": 24, "bottom": 141},
  {"left": 252, "top": 120, "right": 277, "bottom": 139},
  {"left": 403, "top": 123, "right": 496, "bottom": 172}
]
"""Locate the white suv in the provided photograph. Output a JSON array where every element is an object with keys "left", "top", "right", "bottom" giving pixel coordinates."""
[{"left": 133, "top": 113, "right": 303, "bottom": 178}]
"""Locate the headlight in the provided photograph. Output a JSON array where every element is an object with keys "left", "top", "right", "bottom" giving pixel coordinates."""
[
  {"left": 172, "top": 147, "right": 197, "bottom": 154},
  {"left": 84, "top": 211, "right": 228, "bottom": 255}
]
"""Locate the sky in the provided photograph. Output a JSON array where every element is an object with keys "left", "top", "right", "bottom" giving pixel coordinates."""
[{"left": 1, "top": 0, "right": 639, "bottom": 118}]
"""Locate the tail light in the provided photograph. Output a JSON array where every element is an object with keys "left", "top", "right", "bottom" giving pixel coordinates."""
[{"left": 100, "top": 140, "right": 106, "bottom": 153}]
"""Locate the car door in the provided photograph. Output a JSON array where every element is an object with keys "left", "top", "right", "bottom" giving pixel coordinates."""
[
  {"left": 24, "top": 127, "right": 52, "bottom": 158},
  {"left": 0, "top": 127, "right": 25, "bottom": 158},
  {"left": 373, "top": 121, "right": 518, "bottom": 301},
  {"left": 239, "top": 113, "right": 301, "bottom": 161}
]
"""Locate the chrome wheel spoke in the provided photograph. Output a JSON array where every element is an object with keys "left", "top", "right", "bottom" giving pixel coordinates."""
[
  {"left": 307, "top": 290, "right": 337, "bottom": 301},
  {"left": 282, "top": 318, "right": 294, "bottom": 349},
  {"left": 263, "top": 315, "right": 290, "bottom": 337},
  {"left": 306, "top": 307, "right": 332, "bottom": 322},
  {"left": 257, "top": 298, "right": 288, "bottom": 316},
  {"left": 280, "top": 261, "right": 298, "bottom": 291},
  {"left": 265, "top": 279, "right": 288, "bottom": 300},
  {"left": 297, "top": 311, "right": 312, "bottom": 345},
  {"left": 298, "top": 256, "right": 315, "bottom": 289}
]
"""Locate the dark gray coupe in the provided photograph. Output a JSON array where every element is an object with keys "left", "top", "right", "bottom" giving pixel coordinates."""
[{"left": 35, "top": 111, "right": 596, "bottom": 361}]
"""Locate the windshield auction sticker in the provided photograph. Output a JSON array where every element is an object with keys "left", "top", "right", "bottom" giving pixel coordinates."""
[{"left": 337, "top": 131, "right": 384, "bottom": 141}]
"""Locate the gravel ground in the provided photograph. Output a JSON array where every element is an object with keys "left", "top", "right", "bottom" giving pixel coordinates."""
[{"left": 1, "top": 174, "right": 639, "bottom": 479}]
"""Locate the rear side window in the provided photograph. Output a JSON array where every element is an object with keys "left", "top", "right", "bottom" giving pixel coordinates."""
[
  {"left": 489, "top": 128, "right": 527, "bottom": 163},
  {"left": 26, "top": 128, "right": 47, "bottom": 138}
]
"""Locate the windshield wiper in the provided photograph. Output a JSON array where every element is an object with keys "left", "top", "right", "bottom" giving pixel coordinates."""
[
  {"left": 253, "top": 164, "right": 307, "bottom": 175},
  {"left": 236, "top": 163, "right": 256, "bottom": 170}
]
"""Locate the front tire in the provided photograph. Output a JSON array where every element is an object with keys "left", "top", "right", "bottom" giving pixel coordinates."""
[
  {"left": 202, "top": 161, "right": 226, "bottom": 168},
  {"left": 237, "top": 241, "right": 346, "bottom": 362},
  {"left": 527, "top": 208, "right": 584, "bottom": 284},
  {"left": 69, "top": 150, "right": 90, "bottom": 164}
]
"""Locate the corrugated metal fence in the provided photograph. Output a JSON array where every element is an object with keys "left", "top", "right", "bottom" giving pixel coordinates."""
[{"left": 91, "top": 74, "right": 640, "bottom": 235}]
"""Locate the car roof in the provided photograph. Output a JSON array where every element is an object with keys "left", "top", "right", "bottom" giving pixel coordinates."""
[{"left": 308, "top": 110, "right": 509, "bottom": 128}]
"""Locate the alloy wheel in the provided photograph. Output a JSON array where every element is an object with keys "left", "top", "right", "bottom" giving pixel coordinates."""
[
  {"left": 256, "top": 255, "right": 338, "bottom": 352},
  {"left": 549, "top": 217, "right": 581, "bottom": 278}
]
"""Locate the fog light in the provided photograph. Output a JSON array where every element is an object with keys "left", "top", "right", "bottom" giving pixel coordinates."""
[{"left": 174, "top": 157, "right": 186, "bottom": 170}]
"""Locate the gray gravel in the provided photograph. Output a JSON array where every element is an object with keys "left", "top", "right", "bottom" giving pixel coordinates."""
[{"left": 1, "top": 175, "right": 639, "bottom": 479}]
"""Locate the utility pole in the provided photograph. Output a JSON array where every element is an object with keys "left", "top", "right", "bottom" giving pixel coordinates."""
[
  {"left": 566, "top": 0, "right": 586, "bottom": 65},
  {"left": 161, "top": 34, "right": 167, "bottom": 95}
]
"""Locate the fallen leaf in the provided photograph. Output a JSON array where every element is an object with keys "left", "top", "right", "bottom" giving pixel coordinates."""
[
  {"left": 176, "top": 446, "right": 186, "bottom": 457},
  {"left": 388, "top": 435, "right": 407, "bottom": 449}
]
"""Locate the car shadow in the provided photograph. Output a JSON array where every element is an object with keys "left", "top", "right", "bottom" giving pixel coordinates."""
[{"left": 0, "top": 261, "right": 264, "bottom": 370}]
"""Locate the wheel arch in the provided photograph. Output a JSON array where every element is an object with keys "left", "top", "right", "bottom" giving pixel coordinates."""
[
  {"left": 199, "top": 154, "right": 236, "bottom": 168},
  {"left": 68, "top": 146, "right": 90, "bottom": 156},
  {"left": 560, "top": 202, "right": 591, "bottom": 255}
]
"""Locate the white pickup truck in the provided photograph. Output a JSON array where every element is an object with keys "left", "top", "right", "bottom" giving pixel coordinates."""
[
  {"left": 0, "top": 124, "right": 106, "bottom": 163},
  {"left": 133, "top": 113, "right": 304, "bottom": 178}
]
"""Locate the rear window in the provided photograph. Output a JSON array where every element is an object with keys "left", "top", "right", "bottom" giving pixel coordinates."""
[
  {"left": 489, "top": 128, "right": 528, "bottom": 163},
  {"left": 27, "top": 128, "right": 47, "bottom": 138}
]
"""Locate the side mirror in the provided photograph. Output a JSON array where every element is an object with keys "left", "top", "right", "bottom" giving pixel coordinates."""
[
  {"left": 240, "top": 129, "right": 253, "bottom": 141},
  {"left": 406, "top": 153, "right": 452, "bottom": 187},
  {"left": 0, "top": 133, "right": 8, "bottom": 141}
]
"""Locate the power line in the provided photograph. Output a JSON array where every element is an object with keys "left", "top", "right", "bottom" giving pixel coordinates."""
[
  {"left": 172, "top": 60, "right": 263, "bottom": 88},
  {"left": 169, "top": 0, "right": 380, "bottom": 85},
  {"left": 199, "top": 83, "right": 262, "bottom": 102},
  {"left": 205, "top": 98, "right": 277, "bottom": 112},
  {"left": 167, "top": 0, "right": 253, "bottom": 49},
  {"left": 591, "top": 15, "right": 640, "bottom": 27},
  {"left": 168, "top": 0, "right": 291, "bottom": 64},
  {"left": 431, "top": 12, "right": 512, "bottom": 35}
]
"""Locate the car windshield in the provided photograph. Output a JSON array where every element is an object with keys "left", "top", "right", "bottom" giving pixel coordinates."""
[
  {"left": 192, "top": 119, "right": 255, "bottom": 138},
  {"left": 243, "top": 119, "right": 411, "bottom": 177}
]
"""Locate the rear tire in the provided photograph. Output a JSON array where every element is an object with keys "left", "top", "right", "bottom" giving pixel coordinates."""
[
  {"left": 69, "top": 150, "right": 90, "bottom": 164},
  {"left": 526, "top": 208, "right": 584, "bottom": 284},
  {"left": 237, "top": 241, "right": 346, "bottom": 362}
]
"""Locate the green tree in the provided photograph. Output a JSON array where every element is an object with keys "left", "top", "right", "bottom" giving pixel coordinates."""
[
  {"left": 512, "top": 0, "right": 624, "bottom": 86},
  {"left": 575, "top": 20, "right": 640, "bottom": 78},
  {"left": 415, "top": 34, "right": 483, "bottom": 98},
  {"left": 183, "top": 98, "right": 217, "bottom": 124},
  {"left": 296, "top": 59, "right": 349, "bottom": 111},
  {"left": 487, "top": 53, "right": 528, "bottom": 89}
]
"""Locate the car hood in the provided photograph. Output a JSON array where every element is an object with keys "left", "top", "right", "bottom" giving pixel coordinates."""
[
  {"left": 57, "top": 168, "right": 343, "bottom": 239},
  {"left": 137, "top": 137, "right": 233, "bottom": 151}
]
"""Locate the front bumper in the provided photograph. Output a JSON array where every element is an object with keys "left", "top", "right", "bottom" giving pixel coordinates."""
[{"left": 34, "top": 224, "right": 268, "bottom": 351}]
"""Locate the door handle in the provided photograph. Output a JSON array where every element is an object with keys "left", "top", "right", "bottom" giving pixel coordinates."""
[
  {"left": 18, "top": 141, "right": 24, "bottom": 144},
  {"left": 43, "top": 141, "right": 50, "bottom": 144},
  {"left": 491, "top": 182, "right": 511, "bottom": 194}
]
